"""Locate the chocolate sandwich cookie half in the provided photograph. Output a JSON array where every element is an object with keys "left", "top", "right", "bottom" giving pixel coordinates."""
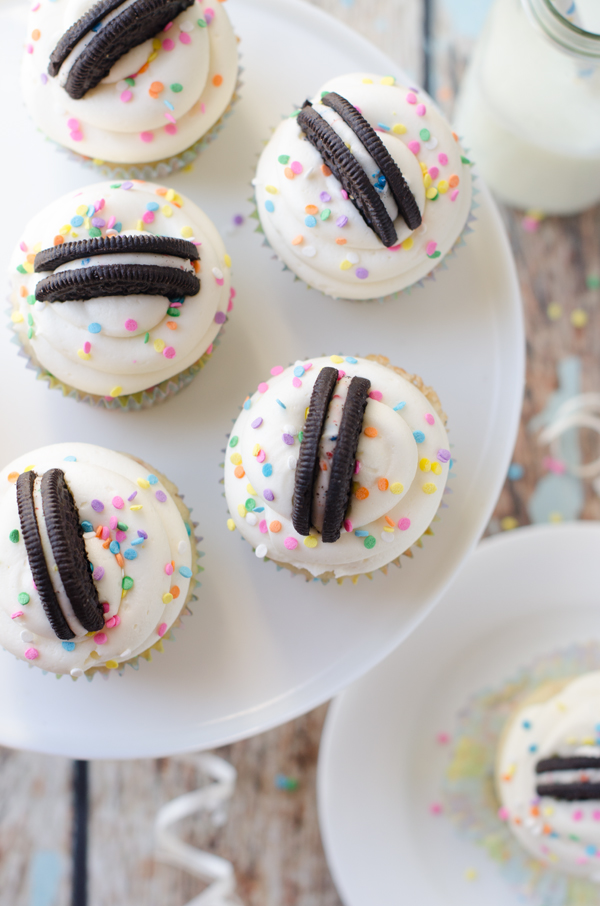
[
  {"left": 9, "top": 180, "right": 232, "bottom": 408},
  {"left": 255, "top": 73, "right": 473, "bottom": 300},
  {"left": 224, "top": 355, "right": 450, "bottom": 581},
  {"left": 0, "top": 443, "right": 197, "bottom": 677}
]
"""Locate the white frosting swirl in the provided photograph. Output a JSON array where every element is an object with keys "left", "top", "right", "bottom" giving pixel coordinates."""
[
  {"left": 9, "top": 179, "right": 231, "bottom": 398},
  {"left": 497, "top": 672, "right": 600, "bottom": 880},
  {"left": 255, "top": 73, "right": 472, "bottom": 300},
  {"left": 0, "top": 443, "right": 195, "bottom": 676},
  {"left": 224, "top": 356, "right": 450, "bottom": 579},
  {"left": 21, "top": 0, "right": 238, "bottom": 164}
]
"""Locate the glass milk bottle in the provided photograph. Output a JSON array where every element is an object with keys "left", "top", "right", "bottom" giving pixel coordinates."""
[{"left": 454, "top": 0, "right": 600, "bottom": 214}]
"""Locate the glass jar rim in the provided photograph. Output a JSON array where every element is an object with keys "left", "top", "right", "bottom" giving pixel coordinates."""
[{"left": 525, "top": 0, "right": 600, "bottom": 58}]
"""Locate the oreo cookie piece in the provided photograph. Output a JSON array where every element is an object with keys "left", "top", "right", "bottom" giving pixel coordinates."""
[
  {"left": 535, "top": 754, "right": 600, "bottom": 801},
  {"left": 16, "top": 470, "right": 75, "bottom": 641},
  {"left": 321, "top": 92, "right": 422, "bottom": 231},
  {"left": 35, "top": 235, "right": 199, "bottom": 273},
  {"left": 51, "top": 0, "right": 195, "bottom": 100},
  {"left": 322, "top": 376, "right": 371, "bottom": 543},
  {"left": 297, "top": 103, "right": 398, "bottom": 248},
  {"left": 35, "top": 263, "right": 200, "bottom": 303},
  {"left": 40, "top": 469, "right": 105, "bottom": 633},
  {"left": 292, "top": 366, "right": 339, "bottom": 536}
]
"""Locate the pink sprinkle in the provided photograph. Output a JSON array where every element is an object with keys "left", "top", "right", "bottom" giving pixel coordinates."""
[
  {"left": 163, "top": 346, "right": 176, "bottom": 359},
  {"left": 284, "top": 537, "right": 298, "bottom": 550},
  {"left": 430, "top": 803, "right": 443, "bottom": 815},
  {"left": 498, "top": 806, "right": 510, "bottom": 820},
  {"left": 157, "top": 622, "right": 167, "bottom": 637},
  {"left": 179, "top": 31, "right": 191, "bottom": 44},
  {"left": 71, "top": 130, "right": 84, "bottom": 142},
  {"left": 257, "top": 450, "right": 266, "bottom": 463},
  {"left": 416, "top": 104, "right": 426, "bottom": 116},
  {"left": 11, "top": 611, "right": 24, "bottom": 620},
  {"left": 337, "top": 370, "right": 346, "bottom": 379},
  {"left": 270, "top": 365, "right": 284, "bottom": 376},
  {"left": 165, "top": 563, "right": 174, "bottom": 575},
  {"left": 96, "top": 199, "right": 105, "bottom": 211},
  {"left": 408, "top": 141, "right": 420, "bottom": 154},
  {"left": 200, "top": 102, "right": 206, "bottom": 114},
  {"left": 340, "top": 189, "right": 348, "bottom": 200},
  {"left": 165, "top": 123, "right": 178, "bottom": 135},
  {"left": 577, "top": 856, "right": 589, "bottom": 865},
  {"left": 543, "top": 456, "right": 566, "bottom": 474},
  {"left": 25, "top": 647, "right": 39, "bottom": 660},
  {"left": 32, "top": 2, "right": 40, "bottom": 9},
  {"left": 164, "top": 112, "right": 176, "bottom": 124},
  {"left": 112, "top": 496, "right": 124, "bottom": 509},
  {"left": 204, "top": 8, "right": 215, "bottom": 23},
  {"left": 522, "top": 216, "right": 540, "bottom": 233},
  {"left": 20, "top": 241, "right": 28, "bottom": 252},
  {"left": 369, "top": 390, "right": 383, "bottom": 401},
  {"left": 428, "top": 166, "right": 439, "bottom": 180},
  {"left": 593, "top": 811, "right": 600, "bottom": 821},
  {"left": 142, "top": 211, "right": 155, "bottom": 224},
  {"left": 437, "top": 732, "right": 451, "bottom": 744},
  {"left": 26, "top": 44, "right": 34, "bottom": 54},
  {"left": 94, "top": 632, "right": 107, "bottom": 645},
  {"left": 125, "top": 318, "right": 138, "bottom": 332},
  {"left": 259, "top": 519, "right": 268, "bottom": 534},
  {"left": 406, "top": 92, "right": 417, "bottom": 104},
  {"left": 107, "top": 215, "right": 116, "bottom": 229},
  {"left": 438, "top": 152, "right": 448, "bottom": 165},
  {"left": 292, "top": 377, "right": 302, "bottom": 388},
  {"left": 162, "top": 38, "right": 175, "bottom": 51},
  {"left": 83, "top": 341, "right": 91, "bottom": 354},
  {"left": 258, "top": 382, "right": 269, "bottom": 393},
  {"left": 105, "top": 616, "right": 117, "bottom": 629},
  {"left": 206, "top": 344, "right": 213, "bottom": 355},
  {"left": 163, "top": 20, "right": 173, "bottom": 30},
  {"left": 398, "top": 517, "right": 411, "bottom": 530},
  {"left": 140, "top": 131, "right": 154, "bottom": 143},
  {"left": 102, "top": 602, "right": 110, "bottom": 613},
  {"left": 450, "top": 189, "right": 459, "bottom": 202},
  {"left": 67, "top": 117, "right": 80, "bottom": 130},
  {"left": 109, "top": 516, "right": 118, "bottom": 530},
  {"left": 102, "top": 526, "right": 110, "bottom": 540},
  {"left": 354, "top": 460, "right": 361, "bottom": 474},
  {"left": 115, "top": 530, "right": 127, "bottom": 543},
  {"left": 290, "top": 160, "right": 303, "bottom": 174},
  {"left": 121, "top": 90, "right": 133, "bottom": 103},
  {"left": 425, "top": 413, "right": 435, "bottom": 425},
  {"left": 573, "top": 810, "right": 583, "bottom": 821},
  {"left": 113, "top": 615, "right": 121, "bottom": 627},
  {"left": 426, "top": 241, "right": 438, "bottom": 256},
  {"left": 343, "top": 519, "right": 353, "bottom": 533},
  {"left": 93, "top": 567, "right": 105, "bottom": 582}
]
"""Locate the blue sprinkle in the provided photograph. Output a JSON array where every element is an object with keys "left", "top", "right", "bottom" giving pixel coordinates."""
[
  {"left": 243, "top": 399, "right": 252, "bottom": 410},
  {"left": 254, "top": 507, "right": 265, "bottom": 513},
  {"left": 293, "top": 366, "right": 305, "bottom": 377},
  {"left": 131, "top": 537, "right": 144, "bottom": 546},
  {"left": 124, "top": 548, "right": 137, "bottom": 560},
  {"left": 522, "top": 720, "right": 532, "bottom": 729},
  {"left": 596, "top": 723, "right": 600, "bottom": 733},
  {"left": 86, "top": 205, "right": 95, "bottom": 218},
  {"left": 62, "top": 641, "right": 76, "bottom": 651},
  {"left": 377, "top": 123, "right": 390, "bottom": 131},
  {"left": 413, "top": 431, "right": 425, "bottom": 443},
  {"left": 179, "top": 566, "right": 193, "bottom": 578},
  {"left": 81, "top": 521, "right": 93, "bottom": 533},
  {"left": 64, "top": 455, "right": 77, "bottom": 462},
  {"left": 345, "top": 356, "right": 357, "bottom": 364},
  {"left": 528, "top": 744, "right": 538, "bottom": 753},
  {"left": 114, "top": 222, "right": 122, "bottom": 232},
  {"left": 305, "top": 215, "right": 317, "bottom": 227},
  {"left": 449, "top": 459, "right": 454, "bottom": 470},
  {"left": 265, "top": 200, "right": 275, "bottom": 213},
  {"left": 275, "top": 774, "right": 299, "bottom": 791},
  {"left": 184, "top": 522, "right": 192, "bottom": 536},
  {"left": 508, "top": 462, "right": 524, "bottom": 480},
  {"left": 81, "top": 258, "right": 91, "bottom": 266},
  {"left": 262, "top": 463, "right": 273, "bottom": 477},
  {"left": 91, "top": 20, "right": 103, "bottom": 31},
  {"left": 88, "top": 322, "right": 102, "bottom": 333},
  {"left": 393, "top": 401, "right": 406, "bottom": 411},
  {"left": 164, "top": 100, "right": 175, "bottom": 111},
  {"left": 148, "top": 474, "right": 158, "bottom": 485},
  {"left": 587, "top": 845, "right": 597, "bottom": 856},
  {"left": 170, "top": 296, "right": 184, "bottom": 305},
  {"left": 355, "top": 530, "right": 369, "bottom": 537},
  {"left": 328, "top": 435, "right": 338, "bottom": 441},
  {"left": 146, "top": 202, "right": 159, "bottom": 211},
  {"left": 137, "top": 529, "right": 148, "bottom": 539},
  {"left": 89, "top": 562, "right": 94, "bottom": 572},
  {"left": 70, "top": 216, "right": 84, "bottom": 227},
  {"left": 276, "top": 399, "right": 286, "bottom": 409},
  {"left": 109, "top": 540, "right": 120, "bottom": 554}
]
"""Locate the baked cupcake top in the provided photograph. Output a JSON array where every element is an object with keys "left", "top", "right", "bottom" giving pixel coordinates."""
[
  {"left": 22, "top": 0, "right": 238, "bottom": 164},
  {"left": 255, "top": 73, "right": 472, "bottom": 300},
  {"left": 10, "top": 179, "right": 232, "bottom": 399},
  {"left": 0, "top": 443, "right": 194, "bottom": 677},
  {"left": 224, "top": 355, "right": 450, "bottom": 579},
  {"left": 497, "top": 672, "right": 600, "bottom": 879}
]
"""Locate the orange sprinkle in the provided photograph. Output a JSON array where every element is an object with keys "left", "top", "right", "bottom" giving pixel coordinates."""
[
  {"left": 269, "top": 520, "right": 282, "bottom": 533},
  {"left": 305, "top": 204, "right": 319, "bottom": 215},
  {"left": 355, "top": 487, "right": 369, "bottom": 500},
  {"left": 448, "top": 174, "right": 459, "bottom": 188},
  {"left": 321, "top": 164, "right": 332, "bottom": 176},
  {"left": 26, "top": 253, "right": 35, "bottom": 264},
  {"left": 192, "top": 259, "right": 200, "bottom": 273},
  {"left": 171, "top": 586, "right": 180, "bottom": 599},
  {"left": 320, "top": 461, "right": 328, "bottom": 471},
  {"left": 102, "top": 539, "right": 111, "bottom": 550},
  {"left": 335, "top": 238, "right": 347, "bottom": 245},
  {"left": 452, "top": 131, "right": 459, "bottom": 142},
  {"left": 212, "top": 74, "right": 223, "bottom": 87},
  {"left": 149, "top": 91, "right": 160, "bottom": 100},
  {"left": 19, "top": 286, "right": 27, "bottom": 297},
  {"left": 53, "top": 235, "right": 64, "bottom": 246},
  {"left": 115, "top": 553, "right": 124, "bottom": 568},
  {"left": 150, "top": 81, "right": 164, "bottom": 93},
  {"left": 95, "top": 526, "right": 103, "bottom": 538},
  {"left": 138, "top": 62, "right": 149, "bottom": 75},
  {"left": 377, "top": 478, "right": 389, "bottom": 491},
  {"left": 292, "top": 235, "right": 303, "bottom": 246},
  {"left": 514, "top": 817, "right": 522, "bottom": 825},
  {"left": 364, "top": 426, "right": 378, "bottom": 438},
  {"left": 156, "top": 187, "right": 168, "bottom": 196},
  {"left": 284, "top": 167, "right": 295, "bottom": 180},
  {"left": 7, "top": 472, "right": 19, "bottom": 484},
  {"left": 542, "top": 824, "right": 552, "bottom": 835},
  {"left": 32, "top": 29, "right": 41, "bottom": 40},
  {"left": 530, "top": 805, "right": 540, "bottom": 817},
  {"left": 385, "top": 515, "right": 395, "bottom": 527},
  {"left": 234, "top": 465, "right": 245, "bottom": 479},
  {"left": 167, "top": 321, "right": 177, "bottom": 330}
]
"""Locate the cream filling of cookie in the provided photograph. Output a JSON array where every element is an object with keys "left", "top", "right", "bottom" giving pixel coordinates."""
[{"left": 311, "top": 375, "right": 352, "bottom": 533}]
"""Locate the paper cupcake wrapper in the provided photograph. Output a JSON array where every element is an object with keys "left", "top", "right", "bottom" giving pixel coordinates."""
[
  {"left": 441, "top": 641, "right": 600, "bottom": 904},
  {"left": 44, "top": 66, "right": 243, "bottom": 181},
  {"left": 9, "top": 307, "right": 226, "bottom": 410}
]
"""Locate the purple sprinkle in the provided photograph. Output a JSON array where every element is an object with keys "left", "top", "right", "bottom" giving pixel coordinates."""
[
  {"left": 137, "top": 529, "right": 148, "bottom": 539},
  {"left": 320, "top": 191, "right": 331, "bottom": 202},
  {"left": 128, "top": 490, "right": 138, "bottom": 501},
  {"left": 92, "top": 566, "right": 105, "bottom": 581},
  {"left": 355, "top": 268, "right": 369, "bottom": 280},
  {"left": 91, "top": 499, "right": 104, "bottom": 512},
  {"left": 122, "top": 181, "right": 133, "bottom": 190},
  {"left": 214, "top": 311, "right": 227, "bottom": 324},
  {"left": 437, "top": 448, "right": 451, "bottom": 463},
  {"left": 340, "top": 190, "right": 349, "bottom": 200},
  {"left": 282, "top": 433, "right": 294, "bottom": 445},
  {"left": 233, "top": 214, "right": 244, "bottom": 225},
  {"left": 41, "top": 73, "right": 48, "bottom": 85},
  {"left": 251, "top": 417, "right": 263, "bottom": 429},
  {"left": 264, "top": 489, "right": 275, "bottom": 501},
  {"left": 91, "top": 217, "right": 106, "bottom": 228},
  {"left": 155, "top": 490, "right": 167, "bottom": 502},
  {"left": 336, "top": 215, "right": 348, "bottom": 228}
]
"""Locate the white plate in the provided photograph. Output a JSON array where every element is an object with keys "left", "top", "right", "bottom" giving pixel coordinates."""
[
  {"left": 318, "top": 523, "right": 600, "bottom": 906},
  {"left": 0, "top": 0, "right": 523, "bottom": 759}
]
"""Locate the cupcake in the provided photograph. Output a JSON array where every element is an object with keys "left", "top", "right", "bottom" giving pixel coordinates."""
[
  {"left": 0, "top": 442, "right": 198, "bottom": 678},
  {"left": 9, "top": 179, "right": 232, "bottom": 409},
  {"left": 497, "top": 672, "right": 600, "bottom": 879},
  {"left": 254, "top": 73, "right": 473, "bottom": 301},
  {"left": 224, "top": 354, "right": 450, "bottom": 581},
  {"left": 22, "top": 0, "right": 239, "bottom": 174}
]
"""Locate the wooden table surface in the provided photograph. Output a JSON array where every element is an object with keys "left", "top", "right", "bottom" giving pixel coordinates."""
[{"left": 1, "top": 1, "right": 599, "bottom": 904}]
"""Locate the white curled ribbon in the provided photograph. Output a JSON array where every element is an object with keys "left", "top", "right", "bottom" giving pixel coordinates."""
[
  {"left": 155, "top": 753, "right": 243, "bottom": 906},
  {"left": 538, "top": 392, "right": 600, "bottom": 480}
]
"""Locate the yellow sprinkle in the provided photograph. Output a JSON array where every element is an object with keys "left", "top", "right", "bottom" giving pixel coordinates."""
[
  {"left": 230, "top": 453, "right": 242, "bottom": 465},
  {"left": 24, "top": 465, "right": 35, "bottom": 472},
  {"left": 23, "top": 262, "right": 34, "bottom": 274},
  {"left": 340, "top": 259, "right": 352, "bottom": 270},
  {"left": 110, "top": 385, "right": 122, "bottom": 397},
  {"left": 246, "top": 483, "right": 256, "bottom": 495},
  {"left": 152, "top": 37, "right": 162, "bottom": 50},
  {"left": 549, "top": 511, "right": 563, "bottom": 523},
  {"left": 571, "top": 308, "right": 588, "bottom": 328},
  {"left": 224, "top": 253, "right": 232, "bottom": 267},
  {"left": 547, "top": 302, "right": 562, "bottom": 320},
  {"left": 76, "top": 204, "right": 88, "bottom": 216},
  {"left": 181, "top": 226, "right": 193, "bottom": 238},
  {"left": 464, "top": 868, "right": 477, "bottom": 882},
  {"left": 383, "top": 526, "right": 394, "bottom": 533},
  {"left": 419, "top": 458, "right": 431, "bottom": 472},
  {"left": 556, "top": 700, "right": 567, "bottom": 711},
  {"left": 252, "top": 444, "right": 261, "bottom": 456},
  {"left": 426, "top": 187, "right": 439, "bottom": 200},
  {"left": 392, "top": 123, "right": 407, "bottom": 134},
  {"left": 154, "top": 339, "right": 166, "bottom": 353},
  {"left": 60, "top": 224, "right": 71, "bottom": 234},
  {"left": 501, "top": 516, "right": 519, "bottom": 531},
  {"left": 173, "top": 194, "right": 183, "bottom": 205},
  {"left": 380, "top": 76, "right": 395, "bottom": 85},
  {"left": 162, "top": 592, "right": 173, "bottom": 604},
  {"left": 89, "top": 650, "right": 100, "bottom": 660},
  {"left": 419, "top": 161, "right": 428, "bottom": 172},
  {"left": 583, "top": 735, "right": 595, "bottom": 745},
  {"left": 437, "top": 180, "right": 449, "bottom": 194},
  {"left": 136, "top": 220, "right": 144, "bottom": 231},
  {"left": 431, "top": 462, "right": 442, "bottom": 475},
  {"left": 11, "top": 311, "right": 24, "bottom": 323},
  {"left": 390, "top": 482, "right": 404, "bottom": 494},
  {"left": 84, "top": 218, "right": 91, "bottom": 229},
  {"left": 423, "top": 173, "right": 432, "bottom": 188},
  {"left": 402, "top": 237, "right": 414, "bottom": 251},
  {"left": 543, "top": 806, "right": 555, "bottom": 816},
  {"left": 105, "top": 660, "right": 119, "bottom": 669},
  {"left": 304, "top": 535, "right": 318, "bottom": 548},
  {"left": 162, "top": 205, "right": 173, "bottom": 217},
  {"left": 237, "top": 504, "right": 247, "bottom": 518},
  {"left": 423, "top": 483, "right": 437, "bottom": 494},
  {"left": 77, "top": 350, "right": 91, "bottom": 360},
  {"left": 130, "top": 505, "right": 143, "bottom": 511},
  {"left": 265, "top": 185, "right": 278, "bottom": 195},
  {"left": 305, "top": 407, "right": 310, "bottom": 419},
  {"left": 166, "top": 189, "right": 176, "bottom": 202},
  {"left": 148, "top": 51, "right": 158, "bottom": 62},
  {"left": 362, "top": 78, "right": 373, "bottom": 84},
  {"left": 330, "top": 355, "right": 344, "bottom": 364},
  {"left": 137, "top": 478, "right": 150, "bottom": 489},
  {"left": 227, "top": 518, "right": 236, "bottom": 531}
]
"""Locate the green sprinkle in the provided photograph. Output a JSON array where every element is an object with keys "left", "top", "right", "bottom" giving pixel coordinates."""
[
  {"left": 320, "top": 209, "right": 331, "bottom": 220},
  {"left": 27, "top": 313, "right": 34, "bottom": 326},
  {"left": 125, "top": 78, "right": 135, "bottom": 87},
  {"left": 229, "top": 436, "right": 239, "bottom": 447},
  {"left": 461, "top": 155, "right": 472, "bottom": 165},
  {"left": 278, "top": 155, "right": 290, "bottom": 165},
  {"left": 110, "top": 183, "right": 122, "bottom": 189},
  {"left": 298, "top": 431, "right": 304, "bottom": 442},
  {"left": 185, "top": 522, "right": 192, "bottom": 536},
  {"left": 89, "top": 227, "right": 101, "bottom": 237},
  {"left": 364, "top": 535, "right": 376, "bottom": 549},
  {"left": 18, "top": 592, "right": 30, "bottom": 605},
  {"left": 122, "top": 576, "right": 134, "bottom": 590},
  {"left": 166, "top": 308, "right": 180, "bottom": 317},
  {"left": 9, "top": 530, "right": 19, "bottom": 543},
  {"left": 197, "top": 17, "right": 206, "bottom": 26},
  {"left": 27, "top": 295, "right": 35, "bottom": 305},
  {"left": 428, "top": 250, "right": 441, "bottom": 259},
  {"left": 587, "top": 274, "right": 600, "bottom": 290},
  {"left": 144, "top": 332, "right": 150, "bottom": 344},
  {"left": 17, "top": 264, "right": 27, "bottom": 274},
  {"left": 245, "top": 498, "right": 256, "bottom": 511},
  {"left": 320, "top": 91, "right": 328, "bottom": 98},
  {"left": 27, "top": 328, "right": 34, "bottom": 340},
  {"left": 419, "top": 128, "right": 430, "bottom": 141},
  {"left": 290, "top": 110, "right": 300, "bottom": 118},
  {"left": 117, "top": 522, "right": 128, "bottom": 531},
  {"left": 171, "top": 83, "right": 183, "bottom": 92}
]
